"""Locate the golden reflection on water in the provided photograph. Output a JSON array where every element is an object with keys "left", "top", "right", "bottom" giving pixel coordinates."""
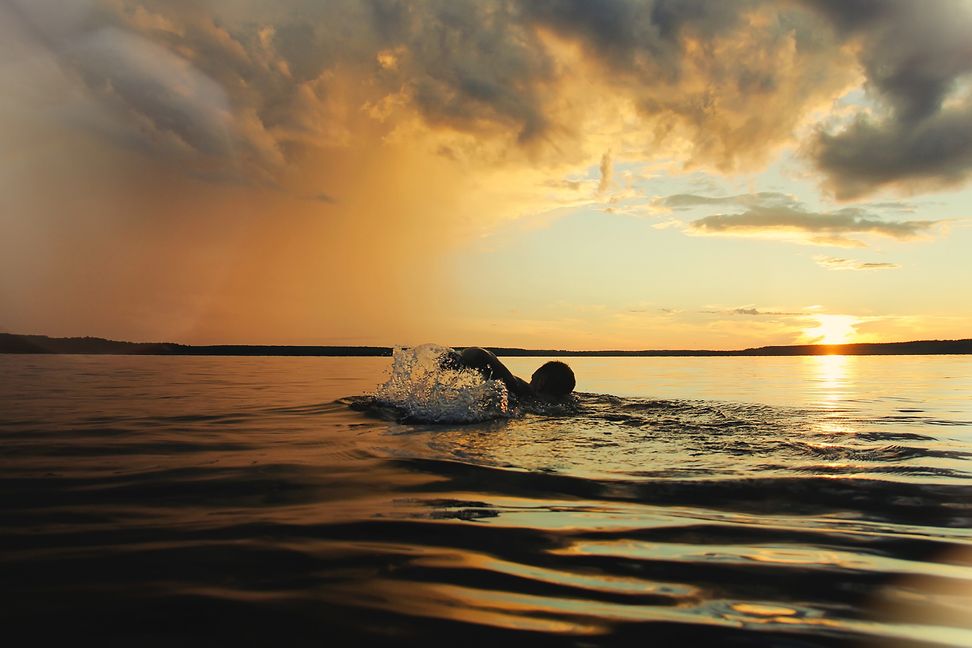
[
  {"left": 7, "top": 355, "right": 972, "bottom": 645},
  {"left": 805, "top": 355, "right": 859, "bottom": 451},
  {"left": 322, "top": 576, "right": 737, "bottom": 635},
  {"left": 322, "top": 578, "right": 610, "bottom": 635},
  {"left": 730, "top": 603, "right": 798, "bottom": 617},
  {"left": 869, "top": 544, "right": 972, "bottom": 647},
  {"left": 555, "top": 539, "right": 972, "bottom": 581},
  {"left": 410, "top": 550, "right": 700, "bottom": 598},
  {"left": 318, "top": 544, "right": 972, "bottom": 646},
  {"left": 810, "top": 354, "right": 851, "bottom": 409}
]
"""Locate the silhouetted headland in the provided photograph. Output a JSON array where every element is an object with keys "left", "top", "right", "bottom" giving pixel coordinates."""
[{"left": 2, "top": 333, "right": 970, "bottom": 357}]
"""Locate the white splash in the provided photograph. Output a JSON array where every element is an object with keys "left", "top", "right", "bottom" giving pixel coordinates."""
[{"left": 375, "top": 344, "right": 512, "bottom": 423}]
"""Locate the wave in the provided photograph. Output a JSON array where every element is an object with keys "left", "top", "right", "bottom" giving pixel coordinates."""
[
  {"left": 4, "top": 354, "right": 972, "bottom": 646},
  {"left": 6, "top": 458, "right": 972, "bottom": 647}
]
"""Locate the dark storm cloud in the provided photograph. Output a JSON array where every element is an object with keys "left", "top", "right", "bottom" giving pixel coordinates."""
[
  {"left": 802, "top": 0, "right": 969, "bottom": 123},
  {"left": 163, "top": 0, "right": 555, "bottom": 146},
  {"left": 410, "top": 2, "right": 554, "bottom": 141},
  {"left": 689, "top": 205, "right": 939, "bottom": 245},
  {"left": 73, "top": 28, "right": 236, "bottom": 157},
  {"left": 801, "top": 0, "right": 972, "bottom": 197},
  {"left": 245, "top": 1, "right": 555, "bottom": 142},
  {"left": 798, "top": 0, "right": 891, "bottom": 34},
  {"left": 522, "top": 0, "right": 748, "bottom": 72},
  {"left": 8, "top": 0, "right": 864, "bottom": 183},
  {"left": 4, "top": 0, "right": 286, "bottom": 173},
  {"left": 521, "top": 0, "right": 845, "bottom": 169},
  {"left": 812, "top": 106, "right": 972, "bottom": 199},
  {"left": 385, "top": 0, "right": 821, "bottom": 152},
  {"left": 15, "top": 0, "right": 971, "bottom": 198}
]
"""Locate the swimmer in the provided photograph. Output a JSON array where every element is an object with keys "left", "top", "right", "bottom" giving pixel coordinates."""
[{"left": 442, "top": 347, "right": 575, "bottom": 404}]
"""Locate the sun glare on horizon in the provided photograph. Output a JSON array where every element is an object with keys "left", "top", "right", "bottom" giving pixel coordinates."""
[{"left": 804, "top": 315, "right": 859, "bottom": 346}]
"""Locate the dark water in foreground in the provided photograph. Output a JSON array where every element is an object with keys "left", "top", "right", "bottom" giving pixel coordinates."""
[{"left": 2, "top": 354, "right": 972, "bottom": 646}]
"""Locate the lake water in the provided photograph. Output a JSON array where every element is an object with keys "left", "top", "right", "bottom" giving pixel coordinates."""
[{"left": 2, "top": 353, "right": 972, "bottom": 646}]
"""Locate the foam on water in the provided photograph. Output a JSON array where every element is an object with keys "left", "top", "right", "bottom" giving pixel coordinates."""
[{"left": 375, "top": 344, "right": 513, "bottom": 423}]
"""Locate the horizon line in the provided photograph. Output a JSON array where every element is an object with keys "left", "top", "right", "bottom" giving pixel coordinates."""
[{"left": 2, "top": 333, "right": 970, "bottom": 357}]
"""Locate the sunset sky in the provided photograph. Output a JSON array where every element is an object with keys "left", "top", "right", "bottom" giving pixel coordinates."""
[{"left": 2, "top": 0, "right": 971, "bottom": 349}]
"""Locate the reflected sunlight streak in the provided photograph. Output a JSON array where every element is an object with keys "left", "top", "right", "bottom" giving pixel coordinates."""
[{"left": 810, "top": 354, "right": 851, "bottom": 411}]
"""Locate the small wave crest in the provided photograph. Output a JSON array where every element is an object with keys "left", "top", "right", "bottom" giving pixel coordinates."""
[{"left": 374, "top": 344, "right": 513, "bottom": 423}]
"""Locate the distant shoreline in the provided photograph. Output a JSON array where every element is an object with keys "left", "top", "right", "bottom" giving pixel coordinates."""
[{"left": 1, "top": 333, "right": 970, "bottom": 357}]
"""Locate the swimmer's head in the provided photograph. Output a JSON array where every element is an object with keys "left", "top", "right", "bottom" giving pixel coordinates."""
[{"left": 530, "top": 361, "right": 575, "bottom": 400}]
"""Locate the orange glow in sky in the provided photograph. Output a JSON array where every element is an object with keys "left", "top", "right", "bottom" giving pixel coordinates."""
[{"left": 1, "top": 1, "right": 970, "bottom": 349}]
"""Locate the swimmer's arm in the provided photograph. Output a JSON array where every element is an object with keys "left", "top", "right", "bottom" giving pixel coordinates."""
[{"left": 459, "top": 347, "right": 525, "bottom": 396}]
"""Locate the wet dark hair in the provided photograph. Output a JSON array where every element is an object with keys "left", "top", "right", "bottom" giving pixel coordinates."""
[{"left": 530, "top": 361, "right": 575, "bottom": 399}]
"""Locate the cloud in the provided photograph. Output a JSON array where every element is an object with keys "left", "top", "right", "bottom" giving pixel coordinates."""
[
  {"left": 688, "top": 205, "right": 939, "bottom": 246},
  {"left": 305, "top": 192, "right": 338, "bottom": 204},
  {"left": 4, "top": 0, "right": 969, "bottom": 349},
  {"left": 731, "top": 307, "right": 796, "bottom": 316},
  {"left": 371, "top": 1, "right": 557, "bottom": 145},
  {"left": 702, "top": 306, "right": 802, "bottom": 316},
  {"left": 5, "top": 1, "right": 282, "bottom": 175},
  {"left": 801, "top": 0, "right": 970, "bottom": 123},
  {"left": 813, "top": 256, "right": 900, "bottom": 271},
  {"left": 5, "top": 0, "right": 869, "bottom": 187},
  {"left": 544, "top": 178, "right": 583, "bottom": 191},
  {"left": 801, "top": 0, "right": 972, "bottom": 197},
  {"left": 14, "top": 0, "right": 971, "bottom": 204},
  {"left": 524, "top": 0, "right": 856, "bottom": 170},
  {"left": 811, "top": 107, "right": 972, "bottom": 199},
  {"left": 865, "top": 201, "right": 918, "bottom": 213},
  {"left": 597, "top": 150, "right": 612, "bottom": 194},
  {"left": 657, "top": 191, "right": 798, "bottom": 211}
]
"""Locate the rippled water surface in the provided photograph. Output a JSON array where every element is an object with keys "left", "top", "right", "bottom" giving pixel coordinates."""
[{"left": 2, "top": 354, "right": 972, "bottom": 646}]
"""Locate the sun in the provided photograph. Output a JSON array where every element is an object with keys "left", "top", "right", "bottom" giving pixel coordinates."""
[{"left": 804, "top": 314, "right": 859, "bottom": 345}]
